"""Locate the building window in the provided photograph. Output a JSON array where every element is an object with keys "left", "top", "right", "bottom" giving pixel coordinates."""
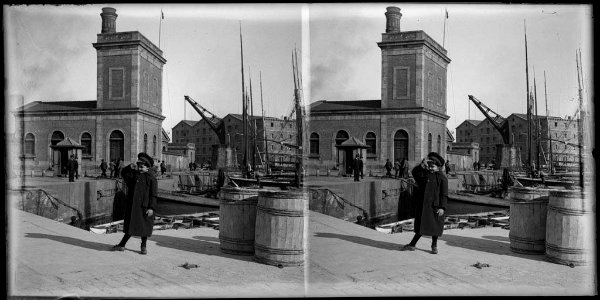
[
  {"left": 153, "top": 135, "right": 157, "bottom": 156},
  {"left": 427, "top": 133, "right": 432, "bottom": 153},
  {"left": 153, "top": 77, "right": 158, "bottom": 104},
  {"left": 81, "top": 133, "right": 92, "bottom": 156},
  {"left": 394, "top": 130, "right": 409, "bottom": 161},
  {"left": 109, "top": 67, "right": 125, "bottom": 99},
  {"left": 24, "top": 133, "right": 35, "bottom": 155},
  {"left": 393, "top": 66, "right": 410, "bottom": 100},
  {"left": 335, "top": 130, "right": 349, "bottom": 145},
  {"left": 437, "top": 134, "right": 441, "bottom": 153},
  {"left": 271, "top": 122, "right": 274, "bottom": 127},
  {"left": 144, "top": 134, "right": 148, "bottom": 153},
  {"left": 309, "top": 132, "right": 319, "bottom": 156},
  {"left": 365, "top": 132, "right": 376, "bottom": 157},
  {"left": 51, "top": 131, "right": 65, "bottom": 146},
  {"left": 109, "top": 130, "right": 125, "bottom": 162}
]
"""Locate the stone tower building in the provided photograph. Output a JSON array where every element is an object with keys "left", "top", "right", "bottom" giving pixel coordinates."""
[
  {"left": 14, "top": 7, "right": 166, "bottom": 175},
  {"left": 308, "top": 7, "right": 451, "bottom": 173}
]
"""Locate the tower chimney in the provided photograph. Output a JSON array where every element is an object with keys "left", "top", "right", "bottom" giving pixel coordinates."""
[
  {"left": 385, "top": 6, "right": 402, "bottom": 33},
  {"left": 100, "top": 7, "right": 118, "bottom": 34}
]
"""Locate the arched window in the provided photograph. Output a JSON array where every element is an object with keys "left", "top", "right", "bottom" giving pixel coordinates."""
[
  {"left": 153, "top": 135, "right": 157, "bottom": 156},
  {"left": 427, "top": 133, "right": 432, "bottom": 153},
  {"left": 51, "top": 131, "right": 64, "bottom": 146},
  {"left": 365, "top": 132, "right": 376, "bottom": 157},
  {"left": 109, "top": 130, "right": 124, "bottom": 162},
  {"left": 335, "top": 130, "right": 349, "bottom": 145},
  {"left": 394, "top": 130, "right": 409, "bottom": 161},
  {"left": 24, "top": 133, "right": 35, "bottom": 155},
  {"left": 437, "top": 134, "right": 441, "bottom": 153},
  {"left": 81, "top": 133, "right": 92, "bottom": 156},
  {"left": 144, "top": 134, "right": 148, "bottom": 153},
  {"left": 309, "top": 132, "right": 319, "bottom": 156}
]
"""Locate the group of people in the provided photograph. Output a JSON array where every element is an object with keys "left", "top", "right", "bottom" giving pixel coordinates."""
[
  {"left": 385, "top": 158, "right": 410, "bottom": 179},
  {"left": 99, "top": 158, "right": 124, "bottom": 179},
  {"left": 352, "top": 154, "right": 364, "bottom": 182}
]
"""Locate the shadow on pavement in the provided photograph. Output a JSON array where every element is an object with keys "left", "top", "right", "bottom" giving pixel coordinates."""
[
  {"left": 148, "top": 234, "right": 255, "bottom": 263},
  {"left": 313, "top": 232, "right": 402, "bottom": 251},
  {"left": 439, "top": 233, "right": 548, "bottom": 262},
  {"left": 25, "top": 233, "right": 112, "bottom": 251}
]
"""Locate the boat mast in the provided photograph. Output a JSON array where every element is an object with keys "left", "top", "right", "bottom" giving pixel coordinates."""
[
  {"left": 534, "top": 69, "right": 540, "bottom": 173},
  {"left": 239, "top": 22, "right": 248, "bottom": 177},
  {"left": 292, "top": 48, "right": 303, "bottom": 187},
  {"left": 524, "top": 21, "right": 532, "bottom": 177},
  {"left": 249, "top": 69, "right": 256, "bottom": 172},
  {"left": 576, "top": 49, "right": 584, "bottom": 189},
  {"left": 260, "top": 71, "right": 269, "bottom": 173},
  {"left": 544, "top": 71, "right": 552, "bottom": 174}
]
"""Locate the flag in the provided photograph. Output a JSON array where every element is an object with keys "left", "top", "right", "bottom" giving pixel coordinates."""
[
  {"left": 445, "top": 9, "right": 448, "bottom": 19},
  {"left": 161, "top": 10, "right": 164, "bottom": 19}
]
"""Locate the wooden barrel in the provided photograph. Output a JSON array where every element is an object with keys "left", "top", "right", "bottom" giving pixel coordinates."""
[
  {"left": 509, "top": 187, "right": 551, "bottom": 254},
  {"left": 545, "top": 190, "right": 593, "bottom": 266},
  {"left": 218, "top": 187, "right": 262, "bottom": 255},
  {"left": 254, "top": 190, "right": 307, "bottom": 266}
]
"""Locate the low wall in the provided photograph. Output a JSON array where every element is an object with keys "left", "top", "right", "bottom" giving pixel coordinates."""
[
  {"left": 17, "top": 180, "right": 123, "bottom": 228},
  {"left": 308, "top": 179, "right": 415, "bottom": 223}
]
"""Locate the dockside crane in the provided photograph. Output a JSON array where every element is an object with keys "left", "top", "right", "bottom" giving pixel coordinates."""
[
  {"left": 184, "top": 95, "right": 227, "bottom": 145},
  {"left": 468, "top": 95, "right": 510, "bottom": 144},
  {"left": 468, "top": 95, "right": 518, "bottom": 170}
]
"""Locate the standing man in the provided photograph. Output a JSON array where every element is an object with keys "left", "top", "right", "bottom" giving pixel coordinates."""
[
  {"left": 66, "top": 155, "right": 77, "bottom": 182},
  {"left": 359, "top": 155, "right": 364, "bottom": 179},
  {"left": 160, "top": 160, "right": 166, "bottom": 176},
  {"left": 401, "top": 152, "right": 448, "bottom": 254},
  {"left": 74, "top": 155, "right": 79, "bottom": 180},
  {"left": 114, "top": 158, "right": 121, "bottom": 179},
  {"left": 384, "top": 159, "right": 393, "bottom": 177},
  {"left": 109, "top": 159, "right": 115, "bottom": 178},
  {"left": 353, "top": 154, "right": 361, "bottom": 182},
  {"left": 394, "top": 159, "right": 401, "bottom": 178},
  {"left": 112, "top": 152, "right": 157, "bottom": 255},
  {"left": 100, "top": 159, "right": 108, "bottom": 178},
  {"left": 401, "top": 158, "right": 410, "bottom": 179},
  {"left": 445, "top": 160, "right": 451, "bottom": 176}
]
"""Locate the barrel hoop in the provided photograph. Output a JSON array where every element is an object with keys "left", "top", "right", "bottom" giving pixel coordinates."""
[
  {"left": 258, "top": 191, "right": 307, "bottom": 199},
  {"left": 254, "top": 243, "right": 304, "bottom": 255},
  {"left": 220, "top": 198, "right": 258, "bottom": 205},
  {"left": 545, "top": 242, "right": 589, "bottom": 255},
  {"left": 510, "top": 199, "right": 548, "bottom": 204},
  {"left": 220, "top": 248, "right": 254, "bottom": 256},
  {"left": 545, "top": 256, "right": 589, "bottom": 266},
  {"left": 219, "top": 235, "right": 254, "bottom": 245},
  {"left": 256, "top": 204, "right": 304, "bottom": 217},
  {"left": 548, "top": 205, "right": 590, "bottom": 216},
  {"left": 509, "top": 234, "right": 545, "bottom": 245},
  {"left": 254, "top": 255, "right": 303, "bottom": 267}
]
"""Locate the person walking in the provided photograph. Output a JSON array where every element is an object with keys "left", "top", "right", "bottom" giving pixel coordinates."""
[
  {"left": 100, "top": 159, "right": 108, "bottom": 178},
  {"left": 445, "top": 160, "right": 450, "bottom": 176},
  {"left": 394, "top": 159, "right": 401, "bottom": 178},
  {"left": 66, "top": 155, "right": 77, "bottom": 182},
  {"left": 74, "top": 155, "right": 79, "bottom": 180},
  {"left": 401, "top": 152, "right": 448, "bottom": 254},
  {"left": 112, "top": 152, "right": 157, "bottom": 255},
  {"left": 353, "top": 154, "right": 361, "bottom": 182},
  {"left": 384, "top": 159, "right": 393, "bottom": 177}
]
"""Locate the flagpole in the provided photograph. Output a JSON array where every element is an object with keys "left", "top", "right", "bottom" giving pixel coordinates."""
[
  {"left": 159, "top": 10, "right": 163, "bottom": 48},
  {"left": 443, "top": 9, "right": 448, "bottom": 48}
]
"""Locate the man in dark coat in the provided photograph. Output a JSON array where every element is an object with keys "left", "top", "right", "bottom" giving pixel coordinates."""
[
  {"left": 353, "top": 154, "right": 361, "bottom": 182},
  {"left": 112, "top": 152, "right": 158, "bottom": 255},
  {"left": 100, "top": 159, "right": 108, "bottom": 178},
  {"left": 401, "top": 152, "right": 448, "bottom": 254},
  {"left": 385, "top": 159, "right": 393, "bottom": 177},
  {"left": 66, "top": 155, "right": 77, "bottom": 182}
]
